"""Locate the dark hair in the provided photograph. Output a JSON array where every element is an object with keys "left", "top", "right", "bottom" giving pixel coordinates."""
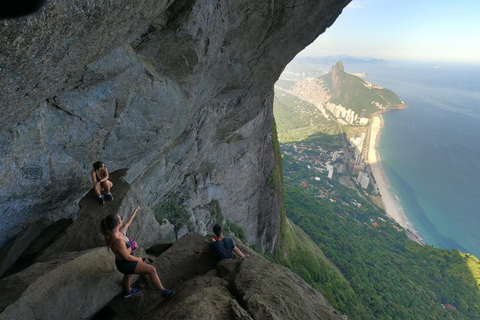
[
  {"left": 101, "top": 213, "right": 120, "bottom": 246},
  {"left": 93, "top": 161, "right": 104, "bottom": 170},
  {"left": 213, "top": 223, "right": 222, "bottom": 237}
]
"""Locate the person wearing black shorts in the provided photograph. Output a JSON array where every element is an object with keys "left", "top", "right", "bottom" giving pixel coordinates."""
[
  {"left": 101, "top": 206, "right": 175, "bottom": 299},
  {"left": 91, "top": 161, "right": 114, "bottom": 205}
]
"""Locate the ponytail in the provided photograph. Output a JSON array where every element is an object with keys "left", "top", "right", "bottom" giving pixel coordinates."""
[{"left": 100, "top": 213, "right": 120, "bottom": 247}]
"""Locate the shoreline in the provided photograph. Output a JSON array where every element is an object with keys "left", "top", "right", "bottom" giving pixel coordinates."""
[{"left": 366, "top": 114, "right": 418, "bottom": 235}]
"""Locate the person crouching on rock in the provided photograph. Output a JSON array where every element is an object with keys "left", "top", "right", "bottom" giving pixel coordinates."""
[
  {"left": 91, "top": 161, "right": 113, "bottom": 205},
  {"left": 196, "top": 223, "right": 249, "bottom": 261},
  {"left": 100, "top": 206, "right": 175, "bottom": 299}
]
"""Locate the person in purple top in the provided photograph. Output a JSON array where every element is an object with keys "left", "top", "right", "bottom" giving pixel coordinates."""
[{"left": 100, "top": 206, "right": 175, "bottom": 299}]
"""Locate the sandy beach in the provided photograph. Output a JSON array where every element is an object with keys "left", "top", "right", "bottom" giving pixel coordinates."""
[{"left": 367, "top": 115, "right": 415, "bottom": 232}]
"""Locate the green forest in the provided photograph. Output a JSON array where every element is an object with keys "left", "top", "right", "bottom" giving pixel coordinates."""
[
  {"left": 273, "top": 92, "right": 339, "bottom": 142},
  {"left": 280, "top": 181, "right": 480, "bottom": 319}
]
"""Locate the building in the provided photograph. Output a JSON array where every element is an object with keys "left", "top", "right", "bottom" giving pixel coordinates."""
[
  {"left": 357, "top": 171, "right": 370, "bottom": 189},
  {"left": 332, "top": 151, "right": 339, "bottom": 161},
  {"left": 354, "top": 154, "right": 363, "bottom": 166},
  {"left": 360, "top": 176, "right": 369, "bottom": 189},
  {"left": 326, "top": 164, "right": 334, "bottom": 179},
  {"left": 352, "top": 164, "right": 365, "bottom": 175},
  {"left": 359, "top": 117, "right": 369, "bottom": 125},
  {"left": 335, "top": 163, "right": 345, "bottom": 173}
]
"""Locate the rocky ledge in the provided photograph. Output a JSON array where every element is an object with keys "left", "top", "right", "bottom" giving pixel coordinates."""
[{"left": 0, "top": 233, "right": 342, "bottom": 320}]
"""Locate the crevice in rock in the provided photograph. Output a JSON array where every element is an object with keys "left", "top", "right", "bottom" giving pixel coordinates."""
[
  {"left": 217, "top": 260, "right": 256, "bottom": 320},
  {"left": 132, "top": 24, "right": 157, "bottom": 50},
  {"left": 114, "top": 99, "right": 119, "bottom": 118},
  {"left": 102, "top": 131, "right": 111, "bottom": 149},
  {"left": 227, "top": 282, "right": 253, "bottom": 318},
  {"left": 165, "top": 0, "right": 197, "bottom": 29},
  {"left": 0, "top": 219, "right": 73, "bottom": 279},
  {"left": 145, "top": 243, "right": 173, "bottom": 257},
  {"left": 90, "top": 304, "right": 116, "bottom": 320},
  {"left": 47, "top": 97, "right": 86, "bottom": 123}
]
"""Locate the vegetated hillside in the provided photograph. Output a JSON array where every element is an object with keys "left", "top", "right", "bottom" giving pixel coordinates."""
[
  {"left": 279, "top": 137, "right": 480, "bottom": 319},
  {"left": 273, "top": 91, "right": 340, "bottom": 143},
  {"left": 284, "top": 180, "right": 480, "bottom": 320},
  {"left": 273, "top": 215, "right": 372, "bottom": 318},
  {"left": 321, "top": 61, "right": 404, "bottom": 117},
  {"left": 272, "top": 72, "right": 480, "bottom": 319}
]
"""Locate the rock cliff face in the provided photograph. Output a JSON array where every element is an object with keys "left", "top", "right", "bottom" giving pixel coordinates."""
[{"left": 1, "top": 0, "right": 350, "bottom": 276}]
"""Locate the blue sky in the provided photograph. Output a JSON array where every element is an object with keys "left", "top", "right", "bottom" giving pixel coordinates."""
[{"left": 298, "top": 0, "right": 480, "bottom": 63}]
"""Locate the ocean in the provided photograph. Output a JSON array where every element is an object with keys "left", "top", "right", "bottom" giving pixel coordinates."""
[{"left": 344, "top": 61, "right": 480, "bottom": 257}]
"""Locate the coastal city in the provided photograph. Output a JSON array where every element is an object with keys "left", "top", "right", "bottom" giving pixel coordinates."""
[{"left": 275, "top": 65, "right": 424, "bottom": 246}]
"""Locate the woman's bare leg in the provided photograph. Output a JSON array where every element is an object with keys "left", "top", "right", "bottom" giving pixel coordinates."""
[
  {"left": 121, "top": 274, "right": 132, "bottom": 292},
  {"left": 134, "top": 262, "right": 165, "bottom": 291},
  {"left": 103, "top": 180, "right": 113, "bottom": 194},
  {"left": 94, "top": 183, "right": 102, "bottom": 197}
]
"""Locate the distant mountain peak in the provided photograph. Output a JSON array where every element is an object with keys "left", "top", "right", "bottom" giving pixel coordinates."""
[
  {"left": 331, "top": 60, "right": 345, "bottom": 73},
  {"left": 319, "top": 61, "right": 404, "bottom": 116}
]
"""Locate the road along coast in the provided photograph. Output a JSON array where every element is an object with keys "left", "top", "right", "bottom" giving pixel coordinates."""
[{"left": 367, "top": 115, "right": 417, "bottom": 234}]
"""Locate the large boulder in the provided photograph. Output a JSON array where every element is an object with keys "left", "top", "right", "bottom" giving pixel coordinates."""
[
  {"left": 97, "top": 233, "right": 343, "bottom": 320},
  {"left": 229, "top": 258, "right": 342, "bottom": 319},
  {"left": 138, "top": 272, "right": 255, "bottom": 320},
  {"left": 0, "top": 247, "right": 135, "bottom": 320},
  {"left": 36, "top": 169, "right": 174, "bottom": 262},
  {"left": 0, "top": 232, "right": 343, "bottom": 320}
]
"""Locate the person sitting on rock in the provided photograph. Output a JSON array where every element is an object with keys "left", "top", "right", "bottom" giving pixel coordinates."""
[
  {"left": 100, "top": 206, "right": 175, "bottom": 299},
  {"left": 197, "top": 223, "right": 249, "bottom": 261},
  {"left": 91, "top": 161, "right": 113, "bottom": 205}
]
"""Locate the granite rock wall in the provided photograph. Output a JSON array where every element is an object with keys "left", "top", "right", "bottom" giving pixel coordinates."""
[{"left": 0, "top": 0, "right": 350, "bottom": 259}]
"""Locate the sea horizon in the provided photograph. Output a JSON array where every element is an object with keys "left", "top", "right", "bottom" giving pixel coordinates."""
[{"left": 348, "top": 60, "right": 480, "bottom": 257}]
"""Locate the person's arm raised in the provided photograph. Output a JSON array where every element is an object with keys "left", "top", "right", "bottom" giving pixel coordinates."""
[{"left": 120, "top": 206, "right": 140, "bottom": 234}]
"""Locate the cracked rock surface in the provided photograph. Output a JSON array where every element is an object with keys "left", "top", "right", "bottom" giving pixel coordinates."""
[
  {"left": 95, "top": 233, "right": 343, "bottom": 320},
  {"left": 0, "top": 233, "right": 343, "bottom": 319},
  {"left": 0, "top": 0, "right": 350, "bottom": 257}
]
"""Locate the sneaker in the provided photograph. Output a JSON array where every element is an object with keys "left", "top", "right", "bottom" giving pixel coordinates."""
[
  {"left": 123, "top": 288, "right": 142, "bottom": 298},
  {"left": 106, "top": 193, "right": 114, "bottom": 201},
  {"left": 161, "top": 289, "right": 175, "bottom": 299},
  {"left": 99, "top": 196, "right": 105, "bottom": 205}
]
